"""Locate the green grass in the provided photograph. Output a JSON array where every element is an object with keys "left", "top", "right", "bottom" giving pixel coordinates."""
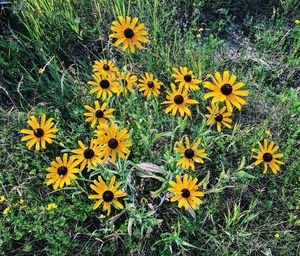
[{"left": 0, "top": 0, "right": 299, "bottom": 255}]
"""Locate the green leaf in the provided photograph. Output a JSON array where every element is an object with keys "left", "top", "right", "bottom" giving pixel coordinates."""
[
  {"left": 153, "top": 131, "right": 173, "bottom": 142},
  {"left": 238, "top": 157, "right": 246, "bottom": 170},
  {"left": 199, "top": 171, "right": 210, "bottom": 189},
  {"left": 137, "top": 163, "right": 165, "bottom": 174},
  {"left": 236, "top": 171, "right": 256, "bottom": 180}
]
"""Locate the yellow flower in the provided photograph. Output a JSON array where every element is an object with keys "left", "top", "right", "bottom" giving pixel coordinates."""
[
  {"left": 71, "top": 139, "right": 104, "bottom": 171},
  {"left": 83, "top": 101, "right": 115, "bottom": 128},
  {"left": 92, "top": 59, "right": 118, "bottom": 76},
  {"left": 196, "top": 27, "right": 205, "bottom": 38},
  {"left": 20, "top": 114, "right": 58, "bottom": 151},
  {"left": 205, "top": 104, "right": 233, "bottom": 132},
  {"left": 88, "top": 175, "right": 127, "bottom": 217},
  {"left": 252, "top": 139, "right": 284, "bottom": 174},
  {"left": 174, "top": 136, "right": 207, "bottom": 170},
  {"left": 265, "top": 130, "right": 272, "bottom": 136},
  {"left": 161, "top": 83, "right": 198, "bottom": 117},
  {"left": 116, "top": 71, "right": 138, "bottom": 94},
  {"left": 138, "top": 72, "right": 163, "bottom": 98},
  {"left": 274, "top": 233, "right": 280, "bottom": 238},
  {"left": 109, "top": 16, "right": 148, "bottom": 53},
  {"left": 88, "top": 72, "right": 121, "bottom": 100},
  {"left": 38, "top": 68, "right": 45, "bottom": 75},
  {"left": 94, "top": 124, "right": 132, "bottom": 163},
  {"left": 168, "top": 174, "right": 204, "bottom": 211},
  {"left": 204, "top": 71, "right": 249, "bottom": 112},
  {"left": 295, "top": 19, "right": 300, "bottom": 25},
  {"left": 0, "top": 195, "right": 5, "bottom": 203},
  {"left": 3, "top": 206, "right": 10, "bottom": 216},
  {"left": 171, "top": 67, "right": 202, "bottom": 91},
  {"left": 46, "top": 203, "right": 58, "bottom": 211},
  {"left": 19, "top": 199, "right": 24, "bottom": 204},
  {"left": 46, "top": 153, "right": 81, "bottom": 190}
]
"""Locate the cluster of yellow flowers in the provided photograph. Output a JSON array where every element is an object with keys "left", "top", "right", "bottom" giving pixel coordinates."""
[
  {"left": 0, "top": 195, "right": 58, "bottom": 216},
  {"left": 0, "top": 195, "right": 26, "bottom": 216},
  {"left": 0, "top": 195, "right": 9, "bottom": 216},
  {"left": 19, "top": 115, "right": 130, "bottom": 217},
  {"left": 18, "top": 16, "right": 284, "bottom": 217},
  {"left": 46, "top": 203, "right": 58, "bottom": 211}
]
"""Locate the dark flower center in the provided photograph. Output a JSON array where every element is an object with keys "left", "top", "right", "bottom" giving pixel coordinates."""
[
  {"left": 174, "top": 95, "right": 184, "bottom": 104},
  {"left": 147, "top": 81, "right": 154, "bottom": 88},
  {"left": 263, "top": 153, "right": 273, "bottom": 162},
  {"left": 95, "top": 110, "right": 104, "bottom": 118},
  {"left": 34, "top": 128, "right": 44, "bottom": 138},
  {"left": 181, "top": 189, "right": 190, "bottom": 198},
  {"left": 124, "top": 28, "right": 134, "bottom": 38},
  {"left": 57, "top": 166, "right": 68, "bottom": 176},
  {"left": 184, "top": 74, "right": 192, "bottom": 82},
  {"left": 100, "top": 79, "right": 110, "bottom": 89},
  {"left": 103, "top": 190, "right": 114, "bottom": 202},
  {"left": 184, "top": 149, "right": 194, "bottom": 159},
  {"left": 122, "top": 79, "right": 128, "bottom": 87},
  {"left": 221, "top": 84, "right": 233, "bottom": 95},
  {"left": 108, "top": 138, "right": 119, "bottom": 149},
  {"left": 84, "top": 148, "right": 95, "bottom": 159},
  {"left": 103, "top": 64, "right": 110, "bottom": 71},
  {"left": 214, "top": 113, "right": 223, "bottom": 122}
]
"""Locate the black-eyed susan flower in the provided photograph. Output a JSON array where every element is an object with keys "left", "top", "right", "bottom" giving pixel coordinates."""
[
  {"left": 110, "top": 16, "right": 148, "bottom": 53},
  {"left": 175, "top": 136, "right": 207, "bottom": 170},
  {"left": 161, "top": 83, "right": 198, "bottom": 117},
  {"left": 92, "top": 59, "right": 118, "bottom": 76},
  {"left": 205, "top": 105, "right": 232, "bottom": 132},
  {"left": 252, "top": 139, "right": 284, "bottom": 174},
  {"left": 88, "top": 175, "right": 126, "bottom": 216},
  {"left": 88, "top": 72, "right": 121, "bottom": 100},
  {"left": 71, "top": 140, "right": 103, "bottom": 171},
  {"left": 20, "top": 114, "right": 58, "bottom": 151},
  {"left": 116, "top": 71, "right": 138, "bottom": 94},
  {"left": 168, "top": 174, "right": 204, "bottom": 211},
  {"left": 95, "top": 124, "right": 132, "bottom": 163},
  {"left": 204, "top": 71, "right": 249, "bottom": 112},
  {"left": 46, "top": 154, "right": 80, "bottom": 190},
  {"left": 171, "top": 67, "right": 202, "bottom": 91},
  {"left": 138, "top": 72, "right": 163, "bottom": 98},
  {"left": 84, "top": 101, "right": 115, "bottom": 128}
]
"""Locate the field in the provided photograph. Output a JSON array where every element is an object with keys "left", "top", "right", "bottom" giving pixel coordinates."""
[{"left": 0, "top": 0, "right": 300, "bottom": 255}]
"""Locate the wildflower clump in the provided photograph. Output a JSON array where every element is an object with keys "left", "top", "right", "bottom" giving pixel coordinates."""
[{"left": 17, "top": 13, "right": 285, "bottom": 227}]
